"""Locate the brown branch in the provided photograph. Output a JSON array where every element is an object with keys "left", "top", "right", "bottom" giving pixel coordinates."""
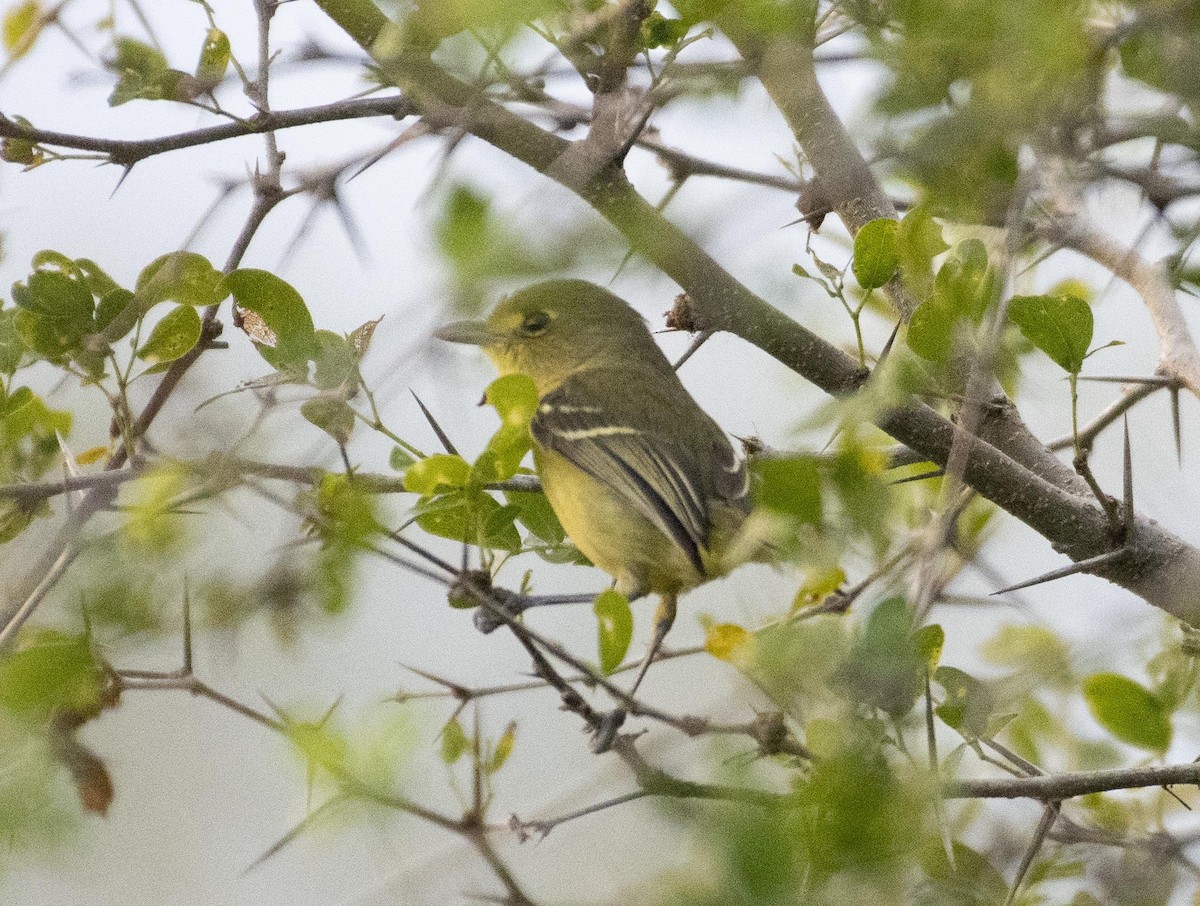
[
  {"left": 0, "top": 96, "right": 412, "bottom": 165},
  {"left": 946, "top": 762, "right": 1200, "bottom": 800}
]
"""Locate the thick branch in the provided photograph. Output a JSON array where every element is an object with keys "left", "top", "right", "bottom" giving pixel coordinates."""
[{"left": 947, "top": 761, "right": 1200, "bottom": 801}]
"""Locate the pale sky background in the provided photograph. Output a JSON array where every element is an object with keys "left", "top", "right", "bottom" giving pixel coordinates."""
[{"left": 2, "top": 2, "right": 1199, "bottom": 904}]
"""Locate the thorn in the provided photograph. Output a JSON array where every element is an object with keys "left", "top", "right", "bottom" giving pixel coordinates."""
[
  {"left": 991, "top": 547, "right": 1128, "bottom": 596},
  {"left": 110, "top": 163, "right": 137, "bottom": 197},
  {"left": 891, "top": 468, "right": 945, "bottom": 485},
  {"left": 1171, "top": 386, "right": 1182, "bottom": 464},
  {"left": 876, "top": 320, "right": 901, "bottom": 369},
  {"left": 410, "top": 390, "right": 459, "bottom": 456},
  {"left": 329, "top": 185, "right": 371, "bottom": 267},
  {"left": 1076, "top": 374, "right": 1177, "bottom": 386},
  {"left": 182, "top": 579, "right": 193, "bottom": 676},
  {"left": 672, "top": 330, "right": 712, "bottom": 371},
  {"left": 1122, "top": 416, "right": 1133, "bottom": 531}
]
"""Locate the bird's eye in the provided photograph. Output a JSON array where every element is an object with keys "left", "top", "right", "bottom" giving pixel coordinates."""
[{"left": 520, "top": 311, "right": 551, "bottom": 336}]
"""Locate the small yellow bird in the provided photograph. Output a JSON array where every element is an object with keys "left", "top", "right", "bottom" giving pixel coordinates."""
[{"left": 435, "top": 280, "right": 749, "bottom": 703}]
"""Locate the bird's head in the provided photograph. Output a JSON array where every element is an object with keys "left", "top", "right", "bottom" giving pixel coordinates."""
[{"left": 434, "top": 280, "right": 659, "bottom": 395}]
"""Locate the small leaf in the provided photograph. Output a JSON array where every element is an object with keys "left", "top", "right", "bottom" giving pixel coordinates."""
[
  {"left": 0, "top": 307, "right": 23, "bottom": 371},
  {"left": 0, "top": 630, "right": 104, "bottom": 720},
  {"left": 852, "top": 218, "right": 899, "bottom": 290},
  {"left": 506, "top": 489, "right": 565, "bottom": 544},
  {"left": 301, "top": 396, "right": 356, "bottom": 445},
  {"left": 136, "top": 251, "right": 225, "bottom": 307},
  {"left": 934, "top": 665, "right": 995, "bottom": 738},
  {"left": 312, "top": 331, "right": 358, "bottom": 391},
  {"left": 1083, "top": 673, "right": 1172, "bottom": 753},
  {"left": 1008, "top": 294, "right": 1093, "bottom": 374},
  {"left": 223, "top": 269, "right": 317, "bottom": 368},
  {"left": 3, "top": 0, "right": 41, "bottom": 59},
  {"left": 485, "top": 373, "right": 538, "bottom": 427},
  {"left": 440, "top": 717, "right": 468, "bottom": 764},
  {"left": 488, "top": 721, "right": 516, "bottom": 773},
  {"left": 390, "top": 446, "right": 417, "bottom": 471},
  {"left": 136, "top": 305, "right": 201, "bottom": 364},
  {"left": 914, "top": 624, "right": 944, "bottom": 672},
  {"left": 403, "top": 454, "right": 471, "bottom": 494},
  {"left": 705, "top": 623, "right": 754, "bottom": 664},
  {"left": 347, "top": 316, "right": 383, "bottom": 359},
  {"left": 593, "top": 589, "right": 632, "bottom": 675},
  {"left": 194, "top": 27, "right": 229, "bottom": 87}
]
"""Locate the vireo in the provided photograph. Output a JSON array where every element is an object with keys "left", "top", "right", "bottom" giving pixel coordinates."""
[{"left": 435, "top": 280, "right": 749, "bottom": 700}]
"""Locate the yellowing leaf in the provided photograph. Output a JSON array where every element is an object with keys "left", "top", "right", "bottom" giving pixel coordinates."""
[
  {"left": 705, "top": 623, "right": 753, "bottom": 663},
  {"left": 3, "top": 0, "right": 41, "bottom": 59}
]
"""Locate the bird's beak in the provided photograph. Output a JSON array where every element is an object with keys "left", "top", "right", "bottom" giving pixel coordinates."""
[{"left": 433, "top": 320, "right": 502, "bottom": 347}]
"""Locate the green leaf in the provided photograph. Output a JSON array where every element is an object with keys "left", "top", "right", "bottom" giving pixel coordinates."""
[
  {"left": 981, "top": 624, "right": 1072, "bottom": 689},
  {"left": 640, "top": 11, "right": 689, "bottom": 48},
  {"left": 136, "top": 251, "right": 225, "bottom": 308},
  {"left": 0, "top": 307, "right": 23, "bottom": 372},
  {"left": 312, "top": 330, "right": 358, "bottom": 391},
  {"left": 852, "top": 218, "right": 899, "bottom": 290},
  {"left": 934, "top": 665, "right": 995, "bottom": 738},
  {"left": 474, "top": 373, "right": 539, "bottom": 483},
  {"left": 934, "top": 238, "right": 995, "bottom": 322},
  {"left": 906, "top": 291, "right": 957, "bottom": 362},
  {"left": 12, "top": 270, "right": 93, "bottom": 328},
  {"left": 73, "top": 259, "right": 121, "bottom": 298},
  {"left": 1008, "top": 294, "right": 1093, "bottom": 374},
  {"left": 897, "top": 206, "right": 949, "bottom": 290},
  {"left": 194, "top": 28, "right": 230, "bottom": 87},
  {"left": 1083, "top": 673, "right": 1172, "bottom": 753},
  {"left": 440, "top": 717, "right": 468, "bottom": 764},
  {"left": 223, "top": 269, "right": 318, "bottom": 368},
  {"left": 136, "top": 305, "right": 201, "bottom": 365},
  {"left": 594, "top": 589, "right": 633, "bottom": 675},
  {"left": 0, "top": 629, "right": 104, "bottom": 721},
  {"left": 301, "top": 396, "right": 356, "bottom": 445},
  {"left": 488, "top": 722, "right": 516, "bottom": 773},
  {"left": 914, "top": 624, "right": 944, "bottom": 672},
  {"left": 832, "top": 597, "right": 924, "bottom": 717},
  {"left": 404, "top": 454, "right": 471, "bottom": 494},
  {"left": 414, "top": 490, "right": 521, "bottom": 552},
  {"left": 751, "top": 455, "right": 821, "bottom": 524},
  {"left": 506, "top": 489, "right": 565, "bottom": 544},
  {"left": 94, "top": 288, "right": 136, "bottom": 336},
  {"left": 107, "top": 36, "right": 171, "bottom": 106},
  {"left": 389, "top": 446, "right": 417, "bottom": 471}
]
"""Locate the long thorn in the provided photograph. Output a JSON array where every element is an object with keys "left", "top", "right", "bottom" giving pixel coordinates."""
[
  {"left": 992, "top": 548, "right": 1129, "bottom": 595},
  {"left": 182, "top": 579, "right": 193, "bottom": 676},
  {"left": 1172, "top": 386, "right": 1183, "bottom": 464},
  {"left": 891, "top": 468, "right": 945, "bottom": 485},
  {"left": 1076, "top": 374, "right": 1178, "bottom": 385},
  {"left": 1004, "top": 803, "right": 1058, "bottom": 906},
  {"left": 672, "top": 330, "right": 713, "bottom": 371},
  {"left": 1123, "top": 416, "right": 1134, "bottom": 532},
  {"left": 410, "top": 390, "right": 459, "bottom": 456}
]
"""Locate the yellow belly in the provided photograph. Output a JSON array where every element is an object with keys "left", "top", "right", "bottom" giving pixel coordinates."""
[{"left": 534, "top": 446, "right": 703, "bottom": 597}]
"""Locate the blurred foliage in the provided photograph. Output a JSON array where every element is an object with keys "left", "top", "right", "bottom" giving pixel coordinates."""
[{"left": 1, "top": 0, "right": 1199, "bottom": 902}]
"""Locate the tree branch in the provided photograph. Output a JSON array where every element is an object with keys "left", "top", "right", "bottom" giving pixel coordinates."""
[
  {"left": 0, "top": 96, "right": 413, "bottom": 165},
  {"left": 947, "top": 761, "right": 1200, "bottom": 801}
]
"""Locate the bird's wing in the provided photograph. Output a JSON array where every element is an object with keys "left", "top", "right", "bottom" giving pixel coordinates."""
[{"left": 531, "top": 369, "right": 726, "bottom": 576}]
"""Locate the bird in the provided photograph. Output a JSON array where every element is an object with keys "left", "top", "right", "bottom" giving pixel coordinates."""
[{"left": 434, "top": 279, "right": 750, "bottom": 715}]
